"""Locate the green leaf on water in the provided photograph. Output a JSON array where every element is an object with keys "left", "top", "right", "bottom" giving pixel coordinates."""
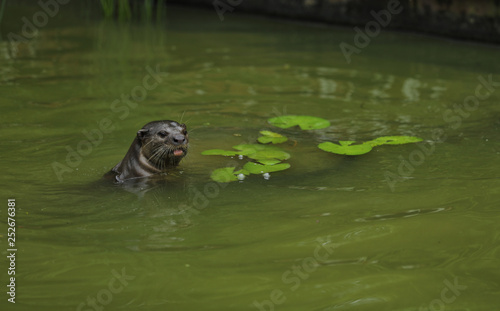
[
  {"left": 318, "top": 141, "right": 373, "bottom": 155},
  {"left": 246, "top": 150, "right": 290, "bottom": 161},
  {"left": 233, "top": 144, "right": 273, "bottom": 154},
  {"left": 258, "top": 130, "right": 288, "bottom": 144},
  {"left": 268, "top": 115, "right": 331, "bottom": 130},
  {"left": 367, "top": 136, "right": 424, "bottom": 147},
  {"left": 234, "top": 169, "right": 250, "bottom": 176},
  {"left": 318, "top": 136, "right": 423, "bottom": 156},
  {"left": 201, "top": 149, "right": 239, "bottom": 156},
  {"left": 243, "top": 162, "right": 291, "bottom": 174},
  {"left": 233, "top": 144, "right": 290, "bottom": 161},
  {"left": 210, "top": 167, "right": 239, "bottom": 183},
  {"left": 203, "top": 144, "right": 290, "bottom": 167},
  {"left": 256, "top": 159, "right": 282, "bottom": 166}
]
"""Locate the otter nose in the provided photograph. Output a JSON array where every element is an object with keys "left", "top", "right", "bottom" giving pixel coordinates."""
[{"left": 172, "top": 134, "right": 186, "bottom": 145}]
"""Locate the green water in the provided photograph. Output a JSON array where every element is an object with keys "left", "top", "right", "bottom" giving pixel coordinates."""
[{"left": 1, "top": 3, "right": 500, "bottom": 311}]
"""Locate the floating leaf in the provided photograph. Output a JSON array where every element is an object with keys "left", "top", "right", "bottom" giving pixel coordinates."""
[
  {"left": 243, "top": 162, "right": 291, "bottom": 174},
  {"left": 258, "top": 130, "right": 288, "bottom": 144},
  {"left": 318, "top": 136, "right": 423, "bottom": 156},
  {"left": 234, "top": 169, "right": 250, "bottom": 176},
  {"left": 260, "top": 130, "right": 284, "bottom": 138},
  {"left": 233, "top": 144, "right": 274, "bottom": 154},
  {"left": 203, "top": 144, "right": 290, "bottom": 166},
  {"left": 318, "top": 141, "right": 373, "bottom": 155},
  {"left": 201, "top": 149, "right": 239, "bottom": 156},
  {"left": 233, "top": 144, "right": 290, "bottom": 161},
  {"left": 256, "top": 159, "right": 282, "bottom": 166},
  {"left": 268, "top": 115, "right": 330, "bottom": 130},
  {"left": 247, "top": 150, "right": 290, "bottom": 161},
  {"left": 367, "top": 136, "right": 424, "bottom": 147},
  {"left": 210, "top": 167, "right": 239, "bottom": 183}
]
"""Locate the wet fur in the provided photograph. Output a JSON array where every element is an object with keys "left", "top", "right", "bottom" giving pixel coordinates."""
[{"left": 105, "top": 120, "right": 188, "bottom": 183}]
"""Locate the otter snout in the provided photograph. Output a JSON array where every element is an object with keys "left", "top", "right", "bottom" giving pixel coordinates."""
[{"left": 172, "top": 134, "right": 187, "bottom": 146}]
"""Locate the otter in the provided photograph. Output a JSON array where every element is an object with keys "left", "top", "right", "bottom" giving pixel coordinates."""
[{"left": 105, "top": 120, "right": 188, "bottom": 183}]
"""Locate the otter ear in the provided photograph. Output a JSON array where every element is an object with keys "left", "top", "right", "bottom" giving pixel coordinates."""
[
  {"left": 137, "top": 129, "right": 149, "bottom": 140},
  {"left": 180, "top": 123, "right": 187, "bottom": 129}
]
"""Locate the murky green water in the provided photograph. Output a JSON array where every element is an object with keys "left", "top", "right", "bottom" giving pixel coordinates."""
[{"left": 1, "top": 3, "right": 500, "bottom": 311}]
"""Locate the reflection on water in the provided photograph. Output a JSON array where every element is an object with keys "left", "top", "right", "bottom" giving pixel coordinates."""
[
  {"left": 356, "top": 206, "right": 453, "bottom": 222},
  {"left": 1, "top": 3, "right": 500, "bottom": 311}
]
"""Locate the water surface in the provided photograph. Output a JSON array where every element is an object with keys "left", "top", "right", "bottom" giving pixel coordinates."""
[{"left": 1, "top": 4, "right": 500, "bottom": 311}]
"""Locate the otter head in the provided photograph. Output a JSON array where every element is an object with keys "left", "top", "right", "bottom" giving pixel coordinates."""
[{"left": 137, "top": 120, "right": 189, "bottom": 170}]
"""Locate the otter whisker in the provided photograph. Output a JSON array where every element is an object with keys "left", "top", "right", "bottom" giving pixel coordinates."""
[
  {"left": 105, "top": 120, "right": 188, "bottom": 183},
  {"left": 149, "top": 145, "right": 171, "bottom": 171},
  {"left": 149, "top": 146, "right": 166, "bottom": 166},
  {"left": 142, "top": 138, "right": 156, "bottom": 150},
  {"left": 147, "top": 146, "right": 161, "bottom": 163},
  {"left": 148, "top": 148, "right": 165, "bottom": 169}
]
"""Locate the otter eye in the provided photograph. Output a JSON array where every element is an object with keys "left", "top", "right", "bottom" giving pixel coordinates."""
[
  {"left": 158, "top": 131, "right": 168, "bottom": 138},
  {"left": 183, "top": 130, "right": 188, "bottom": 135}
]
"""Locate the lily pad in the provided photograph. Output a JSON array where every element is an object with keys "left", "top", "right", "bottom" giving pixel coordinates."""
[
  {"left": 318, "top": 141, "right": 373, "bottom": 155},
  {"left": 367, "top": 136, "right": 423, "bottom": 147},
  {"left": 258, "top": 130, "right": 288, "bottom": 144},
  {"left": 210, "top": 167, "right": 239, "bottom": 183},
  {"left": 233, "top": 144, "right": 275, "bottom": 154},
  {"left": 234, "top": 169, "right": 250, "bottom": 176},
  {"left": 256, "top": 159, "right": 282, "bottom": 166},
  {"left": 243, "top": 162, "right": 291, "bottom": 174},
  {"left": 201, "top": 149, "right": 239, "bottom": 156},
  {"left": 233, "top": 144, "right": 290, "bottom": 161},
  {"left": 268, "top": 115, "right": 330, "bottom": 130},
  {"left": 246, "top": 150, "right": 290, "bottom": 161},
  {"left": 319, "top": 136, "right": 423, "bottom": 156}
]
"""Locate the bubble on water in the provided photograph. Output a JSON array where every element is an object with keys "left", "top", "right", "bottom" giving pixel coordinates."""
[
  {"left": 263, "top": 173, "right": 270, "bottom": 180},
  {"left": 237, "top": 174, "right": 245, "bottom": 181},
  {"left": 238, "top": 155, "right": 244, "bottom": 160}
]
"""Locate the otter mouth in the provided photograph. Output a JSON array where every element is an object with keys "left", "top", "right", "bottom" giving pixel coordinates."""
[
  {"left": 171, "top": 147, "right": 188, "bottom": 157},
  {"left": 173, "top": 149, "right": 185, "bottom": 157}
]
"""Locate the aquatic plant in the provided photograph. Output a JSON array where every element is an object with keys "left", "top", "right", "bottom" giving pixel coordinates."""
[
  {"left": 210, "top": 167, "right": 240, "bottom": 183},
  {"left": 0, "top": 0, "right": 6, "bottom": 40},
  {"left": 243, "top": 162, "right": 291, "bottom": 174},
  {"left": 318, "top": 141, "right": 373, "bottom": 155},
  {"left": 203, "top": 144, "right": 290, "bottom": 164},
  {"left": 203, "top": 115, "right": 423, "bottom": 182},
  {"left": 98, "top": 0, "right": 165, "bottom": 21},
  {"left": 117, "top": 0, "right": 132, "bottom": 22},
  {"left": 100, "top": 0, "right": 115, "bottom": 19},
  {"left": 257, "top": 130, "right": 288, "bottom": 144},
  {"left": 268, "top": 115, "right": 330, "bottom": 130},
  {"left": 318, "top": 136, "right": 423, "bottom": 155},
  {"left": 202, "top": 143, "right": 291, "bottom": 182}
]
